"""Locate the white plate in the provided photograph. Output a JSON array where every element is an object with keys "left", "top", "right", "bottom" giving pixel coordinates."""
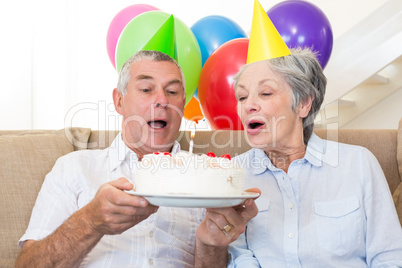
[{"left": 124, "top": 191, "right": 260, "bottom": 208}]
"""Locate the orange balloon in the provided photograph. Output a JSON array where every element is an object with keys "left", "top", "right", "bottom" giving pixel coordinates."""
[{"left": 184, "top": 96, "right": 203, "bottom": 123}]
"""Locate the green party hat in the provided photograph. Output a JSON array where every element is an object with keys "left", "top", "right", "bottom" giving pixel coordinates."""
[
  {"left": 116, "top": 13, "right": 177, "bottom": 72},
  {"left": 142, "top": 14, "right": 177, "bottom": 61}
]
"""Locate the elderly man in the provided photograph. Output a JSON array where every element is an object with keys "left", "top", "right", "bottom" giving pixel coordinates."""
[{"left": 16, "top": 50, "right": 258, "bottom": 267}]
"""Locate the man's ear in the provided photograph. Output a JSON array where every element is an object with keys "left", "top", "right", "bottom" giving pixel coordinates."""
[
  {"left": 113, "top": 88, "right": 124, "bottom": 115},
  {"left": 298, "top": 96, "right": 313, "bottom": 119}
]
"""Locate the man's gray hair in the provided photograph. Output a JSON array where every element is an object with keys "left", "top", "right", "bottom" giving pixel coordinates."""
[
  {"left": 117, "top": 50, "right": 185, "bottom": 96},
  {"left": 234, "top": 47, "right": 327, "bottom": 144}
]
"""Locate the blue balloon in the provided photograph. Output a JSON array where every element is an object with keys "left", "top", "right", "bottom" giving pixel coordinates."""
[
  {"left": 191, "top": 15, "right": 247, "bottom": 66},
  {"left": 193, "top": 89, "right": 199, "bottom": 100}
]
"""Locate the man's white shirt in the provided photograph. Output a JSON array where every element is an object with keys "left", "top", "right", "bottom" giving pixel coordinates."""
[{"left": 19, "top": 133, "right": 205, "bottom": 267}]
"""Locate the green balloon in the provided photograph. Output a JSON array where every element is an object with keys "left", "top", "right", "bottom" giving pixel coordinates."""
[{"left": 116, "top": 11, "right": 201, "bottom": 104}]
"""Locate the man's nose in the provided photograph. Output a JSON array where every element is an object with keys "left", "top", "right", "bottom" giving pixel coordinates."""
[{"left": 154, "top": 90, "right": 168, "bottom": 109}]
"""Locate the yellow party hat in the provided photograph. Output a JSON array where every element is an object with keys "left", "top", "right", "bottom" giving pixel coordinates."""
[{"left": 247, "top": 0, "right": 291, "bottom": 64}]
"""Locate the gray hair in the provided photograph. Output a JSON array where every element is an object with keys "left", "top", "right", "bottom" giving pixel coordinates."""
[
  {"left": 117, "top": 50, "right": 185, "bottom": 96},
  {"left": 234, "top": 47, "right": 327, "bottom": 144}
]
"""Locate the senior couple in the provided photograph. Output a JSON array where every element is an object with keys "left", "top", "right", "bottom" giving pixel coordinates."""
[{"left": 17, "top": 49, "right": 402, "bottom": 267}]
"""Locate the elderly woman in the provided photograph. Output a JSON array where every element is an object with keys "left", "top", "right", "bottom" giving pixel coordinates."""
[{"left": 228, "top": 48, "right": 402, "bottom": 267}]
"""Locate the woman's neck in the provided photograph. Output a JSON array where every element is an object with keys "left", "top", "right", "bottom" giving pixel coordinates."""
[{"left": 265, "top": 145, "right": 306, "bottom": 173}]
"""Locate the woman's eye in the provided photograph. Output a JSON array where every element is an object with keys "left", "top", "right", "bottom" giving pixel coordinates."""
[
  {"left": 261, "top": 93, "right": 272, "bottom": 97},
  {"left": 238, "top": 96, "right": 246, "bottom": 102}
]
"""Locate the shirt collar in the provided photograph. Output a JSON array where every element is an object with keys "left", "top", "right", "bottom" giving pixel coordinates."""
[
  {"left": 305, "top": 133, "right": 324, "bottom": 167},
  {"left": 251, "top": 148, "right": 277, "bottom": 175},
  {"left": 250, "top": 132, "right": 325, "bottom": 175},
  {"left": 107, "top": 133, "right": 181, "bottom": 171}
]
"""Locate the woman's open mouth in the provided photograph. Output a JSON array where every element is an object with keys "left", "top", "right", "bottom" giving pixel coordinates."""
[{"left": 246, "top": 120, "right": 265, "bottom": 134}]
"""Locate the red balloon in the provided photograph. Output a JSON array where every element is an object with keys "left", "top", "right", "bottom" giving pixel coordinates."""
[{"left": 198, "top": 38, "right": 248, "bottom": 130}]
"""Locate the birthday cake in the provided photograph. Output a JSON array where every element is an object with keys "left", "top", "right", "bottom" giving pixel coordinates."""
[{"left": 134, "top": 151, "right": 245, "bottom": 196}]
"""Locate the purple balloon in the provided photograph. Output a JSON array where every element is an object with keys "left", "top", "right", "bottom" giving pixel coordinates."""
[{"left": 267, "top": 0, "right": 333, "bottom": 69}]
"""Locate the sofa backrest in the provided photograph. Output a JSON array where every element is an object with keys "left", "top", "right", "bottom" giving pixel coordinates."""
[{"left": 0, "top": 128, "right": 91, "bottom": 267}]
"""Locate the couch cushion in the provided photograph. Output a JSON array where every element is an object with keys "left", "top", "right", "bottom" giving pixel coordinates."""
[
  {"left": 0, "top": 128, "right": 91, "bottom": 267},
  {"left": 315, "top": 128, "right": 400, "bottom": 194},
  {"left": 178, "top": 130, "right": 252, "bottom": 157},
  {"left": 87, "top": 130, "right": 120, "bottom": 149}
]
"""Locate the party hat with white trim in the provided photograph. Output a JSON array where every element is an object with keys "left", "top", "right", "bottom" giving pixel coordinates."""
[{"left": 247, "top": 0, "right": 291, "bottom": 64}]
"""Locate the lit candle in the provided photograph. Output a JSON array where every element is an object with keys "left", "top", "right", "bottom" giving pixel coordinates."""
[{"left": 189, "top": 125, "right": 196, "bottom": 154}]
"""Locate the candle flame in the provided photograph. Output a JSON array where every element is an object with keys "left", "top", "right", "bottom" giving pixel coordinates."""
[{"left": 191, "top": 124, "right": 196, "bottom": 139}]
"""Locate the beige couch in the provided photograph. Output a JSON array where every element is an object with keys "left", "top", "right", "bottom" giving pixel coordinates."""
[{"left": 1, "top": 122, "right": 402, "bottom": 267}]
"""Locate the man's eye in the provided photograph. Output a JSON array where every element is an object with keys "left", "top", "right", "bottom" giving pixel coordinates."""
[
  {"left": 261, "top": 93, "right": 272, "bottom": 97},
  {"left": 141, "top": 88, "right": 151, "bottom": 93},
  {"left": 166, "top": 89, "right": 179, "bottom": 95}
]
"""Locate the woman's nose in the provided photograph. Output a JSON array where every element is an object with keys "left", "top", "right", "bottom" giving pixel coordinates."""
[{"left": 244, "top": 96, "right": 260, "bottom": 113}]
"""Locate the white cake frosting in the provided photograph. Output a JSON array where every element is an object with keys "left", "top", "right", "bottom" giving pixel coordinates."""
[{"left": 134, "top": 151, "right": 245, "bottom": 196}]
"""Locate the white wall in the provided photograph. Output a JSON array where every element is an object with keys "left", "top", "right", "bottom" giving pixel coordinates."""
[
  {"left": 0, "top": 0, "right": 388, "bottom": 130},
  {"left": 343, "top": 88, "right": 402, "bottom": 129},
  {"left": 0, "top": 1, "right": 34, "bottom": 129}
]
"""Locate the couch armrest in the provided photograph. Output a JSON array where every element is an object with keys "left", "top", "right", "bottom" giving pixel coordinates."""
[
  {"left": 393, "top": 183, "right": 402, "bottom": 226},
  {"left": 398, "top": 118, "right": 402, "bottom": 184}
]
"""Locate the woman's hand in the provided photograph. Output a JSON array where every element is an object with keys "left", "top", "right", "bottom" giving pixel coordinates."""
[
  {"left": 197, "top": 188, "right": 260, "bottom": 246},
  {"left": 194, "top": 188, "right": 260, "bottom": 267}
]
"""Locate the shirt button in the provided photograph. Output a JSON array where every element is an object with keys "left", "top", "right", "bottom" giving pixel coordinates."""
[
  {"left": 149, "top": 231, "right": 153, "bottom": 237},
  {"left": 148, "top": 259, "right": 153, "bottom": 265},
  {"left": 288, "top": 203, "right": 294, "bottom": 209},
  {"left": 289, "top": 233, "right": 294, "bottom": 238}
]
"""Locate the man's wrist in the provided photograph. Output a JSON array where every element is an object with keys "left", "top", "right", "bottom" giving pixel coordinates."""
[
  {"left": 194, "top": 238, "right": 228, "bottom": 267},
  {"left": 74, "top": 205, "right": 104, "bottom": 239}
]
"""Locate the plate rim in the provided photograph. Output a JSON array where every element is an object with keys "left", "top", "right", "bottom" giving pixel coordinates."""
[{"left": 124, "top": 190, "right": 260, "bottom": 200}]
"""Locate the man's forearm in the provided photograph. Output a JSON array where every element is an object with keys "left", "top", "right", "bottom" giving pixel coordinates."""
[
  {"left": 194, "top": 239, "right": 228, "bottom": 268},
  {"left": 16, "top": 208, "right": 103, "bottom": 268}
]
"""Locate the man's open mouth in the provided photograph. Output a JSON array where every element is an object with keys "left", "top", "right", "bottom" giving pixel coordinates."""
[{"left": 148, "top": 120, "right": 167, "bottom": 129}]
